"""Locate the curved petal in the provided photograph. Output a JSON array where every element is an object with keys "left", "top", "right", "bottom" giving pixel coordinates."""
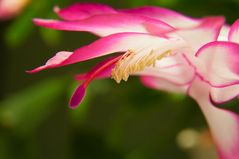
[
  {"left": 27, "top": 51, "right": 72, "bottom": 73},
  {"left": 210, "top": 84, "right": 239, "bottom": 104},
  {"left": 195, "top": 41, "right": 239, "bottom": 87},
  {"left": 28, "top": 32, "right": 186, "bottom": 73},
  {"left": 54, "top": 2, "right": 117, "bottom": 21},
  {"left": 54, "top": 3, "right": 200, "bottom": 29},
  {"left": 218, "top": 25, "right": 230, "bottom": 41},
  {"left": 33, "top": 13, "right": 173, "bottom": 36},
  {"left": 120, "top": 6, "right": 199, "bottom": 28},
  {"left": 189, "top": 78, "right": 239, "bottom": 159},
  {"left": 171, "top": 16, "right": 225, "bottom": 52},
  {"left": 228, "top": 18, "right": 239, "bottom": 43},
  {"left": 141, "top": 76, "right": 189, "bottom": 94}
]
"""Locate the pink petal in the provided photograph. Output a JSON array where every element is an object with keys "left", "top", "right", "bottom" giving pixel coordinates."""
[
  {"left": 27, "top": 51, "right": 72, "bottom": 73},
  {"left": 218, "top": 25, "right": 230, "bottom": 41},
  {"left": 120, "top": 6, "right": 199, "bottom": 28},
  {"left": 33, "top": 13, "right": 173, "bottom": 37},
  {"left": 184, "top": 41, "right": 239, "bottom": 103},
  {"left": 28, "top": 32, "right": 185, "bottom": 73},
  {"left": 189, "top": 78, "right": 239, "bottom": 159},
  {"left": 171, "top": 16, "right": 225, "bottom": 52},
  {"left": 228, "top": 18, "right": 239, "bottom": 43},
  {"left": 210, "top": 85, "right": 239, "bottom": 104},
  {"left": 176, "top": 41, "right": 239, "bottom": 104},
  {"left": 141, "top": 76, "right": 189, "bottom": 94},
  {"left": 54, "top": 2, "right": 117, "bottom": 21},
  {"left": 195, "top": 41, "right": 239, "bottom": 87}
]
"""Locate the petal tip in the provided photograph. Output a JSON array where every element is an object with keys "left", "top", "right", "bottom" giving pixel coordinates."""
[
  {"left": 25, "top": 66, "right": 44, "bottom": 74},
  {"left": 32, "top": 18, "right": 44, "bottom": 25}
]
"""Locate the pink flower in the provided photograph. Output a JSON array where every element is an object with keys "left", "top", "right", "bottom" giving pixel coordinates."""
[
  {"left": 0, "top": 0, "right": 30, "bottom": 20},
  {"left": 29, "top": 3, "right": 239, "bottom": 159}
]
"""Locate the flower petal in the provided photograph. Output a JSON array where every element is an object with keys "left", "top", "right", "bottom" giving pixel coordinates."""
[
  {"left": 54, "top": 2, "right": 117, "bottom": 21},
  {"left": 218, "top": 25, "right": 230, "bottom": 41},
  {"left": 171, "top": 16, "right": 225, "bottom": 52},
  {"left": 120, "top": 6, "right": 199, "bottom": 28},
  {"left": 228, "top": 18, "right": 239, "bottom": 43},
  {"left": 27, "top": 51, "right": 72, "bottom": 73},
  {"left": 141, "top": 76, "right": 189, "bottom": 94},
  {"left": 210, "top": 85, "right": 239, "bottom": 104},
  {"left": 195, "top": 41, "right": 239, "bottom": 87},
  {"left": 28, "top": 32, "right": 186, "bottom": 73},
  {"left": 189, "top": 78, "right": 239, "bottom": 159},
  {"left": 33, "top": 13, "right": 173, "bottom": 36}
]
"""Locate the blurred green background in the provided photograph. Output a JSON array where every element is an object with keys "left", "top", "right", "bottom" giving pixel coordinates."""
[{"left": 1, "top": 0, "right": 239, "bottom": 159}]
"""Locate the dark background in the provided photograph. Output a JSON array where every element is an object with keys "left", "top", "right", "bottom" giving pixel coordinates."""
[{"left": 1, "top": 0, "right": 239, "bottom": 159}]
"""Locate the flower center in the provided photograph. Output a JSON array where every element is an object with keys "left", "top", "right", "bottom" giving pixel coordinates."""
[{"left": 111, "top": 49, "right": 172, "bottom": 83}]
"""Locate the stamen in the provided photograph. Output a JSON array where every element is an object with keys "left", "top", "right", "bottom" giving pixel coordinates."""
[{"left": 111, "top": 49, "right": 172, "bottom": 83}]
